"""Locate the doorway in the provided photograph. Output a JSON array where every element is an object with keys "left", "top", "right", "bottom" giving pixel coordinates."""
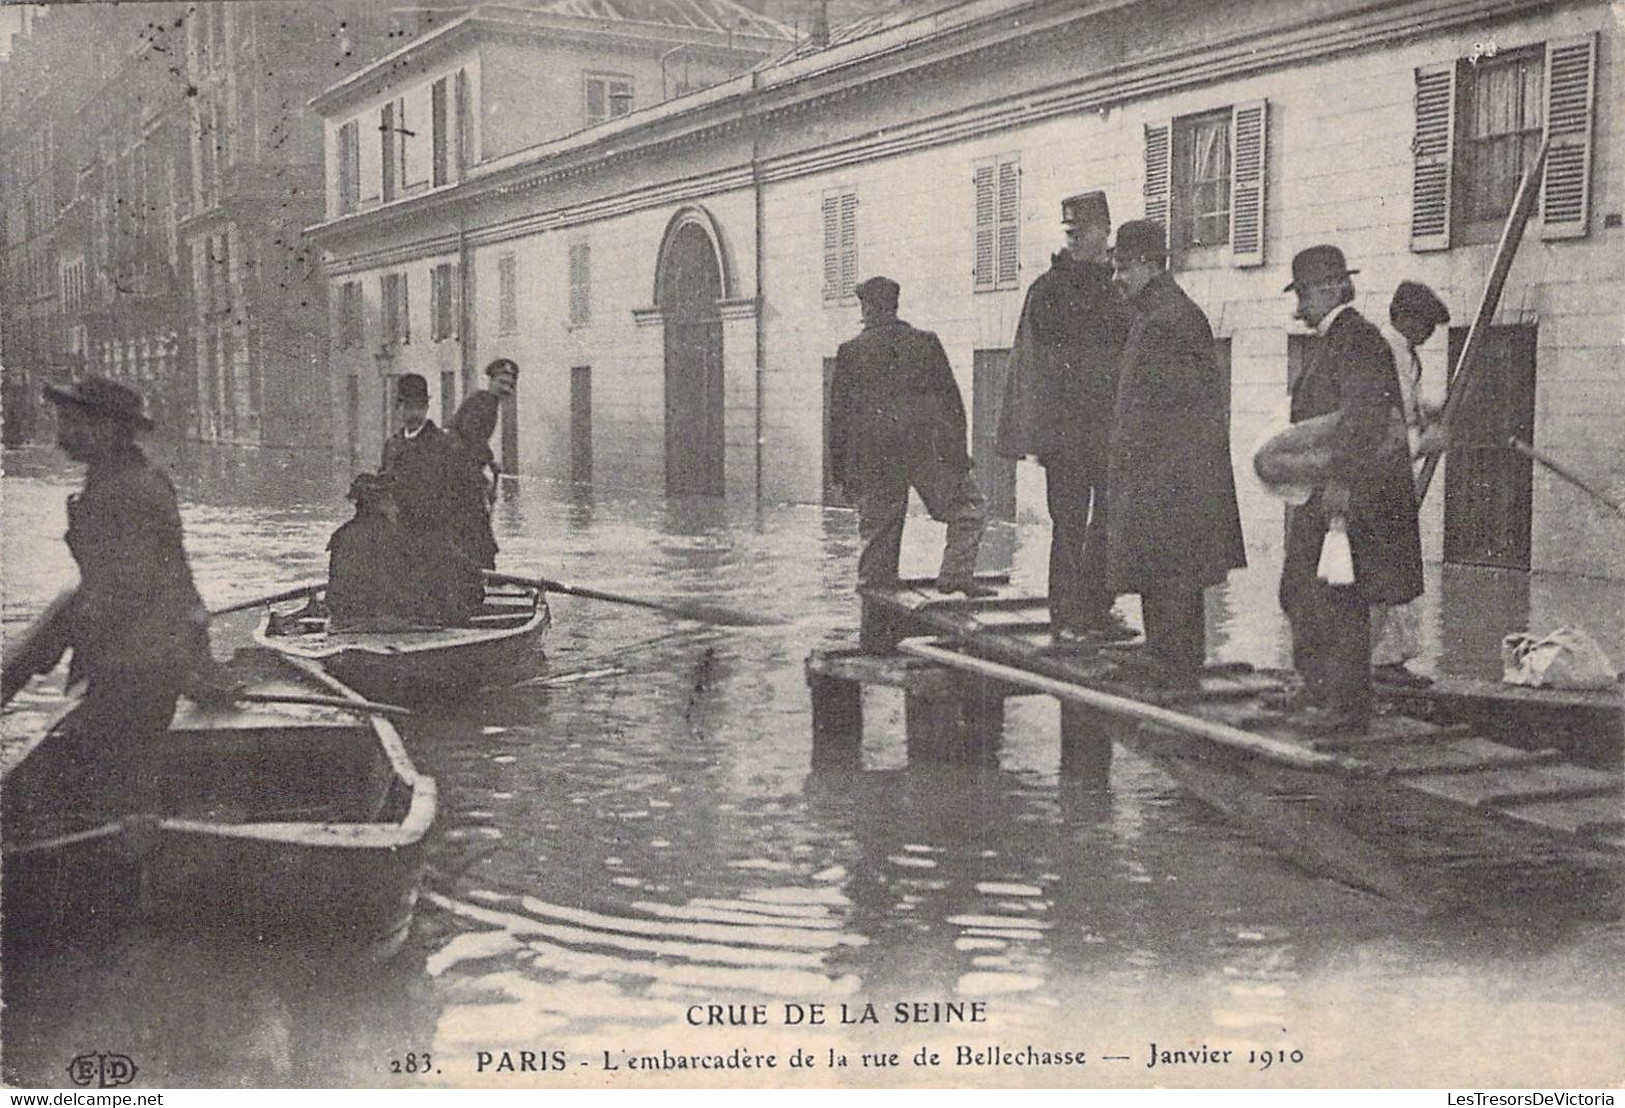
[
  {"left": 972, "top": 349, "right": 1017, "bottom": 521},
  {"left": 1443, "top": 323, "right": 1536, "bottom": 570},
  {"left": 659, "top": 222, "right": 725, "bottom": 497}
]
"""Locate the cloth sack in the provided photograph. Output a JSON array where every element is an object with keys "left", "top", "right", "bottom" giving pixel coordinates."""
[
  {"left": 1253, "top": 407, "right": 1410, "bottom": 503},
  {"left": 1501, "top": 626, "right": 1621, "bottom": 690},
  {"left": 1316, "top": 516, "right": 1355, "bottom": 585}
]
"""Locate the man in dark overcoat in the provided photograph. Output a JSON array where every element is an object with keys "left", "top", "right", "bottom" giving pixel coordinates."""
[
  {"left": 829, "top": 276, "right": 992, "bottom": 597},
  {"left": 996, "top": 191, "right": 1132, "bottom": 644},
  {"left": 1105, "top": 221, "right": 1247, "bottom": 688},
  {"left": 1280, "top": 246, "right": 1423, "bottom": 733},
  {"left": 442, "top": 357, "right": 519, "bottom": 575}
]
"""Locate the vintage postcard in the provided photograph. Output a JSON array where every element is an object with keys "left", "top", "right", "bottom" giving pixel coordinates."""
[{"left": 0, "top": 0, "right": 1620, "bottom": 1094}]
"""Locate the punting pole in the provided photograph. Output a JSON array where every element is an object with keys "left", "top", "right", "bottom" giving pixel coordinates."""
[
  {"left": 898, "top": 638, "right": 1356, "bottom": 772},
  {"left": 1508, "top": 437, "right": 1625, "bottom": 518}
]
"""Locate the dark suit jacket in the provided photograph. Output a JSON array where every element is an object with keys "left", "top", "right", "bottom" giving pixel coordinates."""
[{"left": 1282, "top": 306, "right": 1423, "bottom": 606}]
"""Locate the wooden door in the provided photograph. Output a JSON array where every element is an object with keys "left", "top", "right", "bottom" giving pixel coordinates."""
[
  {"left": 1443, "top": 324, "right": 1536, "bottom": 569},
  {"left": 972, "top": 348, "right": 1017, "bottom": 521},
  {"left": 660, "top": 225, "right": 725, "bottom": 497}
]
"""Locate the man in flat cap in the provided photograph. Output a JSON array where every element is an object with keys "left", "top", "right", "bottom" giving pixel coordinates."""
[
  {"left": 1104, "top": 220, "right": 1246, "bottom": 689},
  {"left": 829, "top": 276, "right": 992, "bottom": 600},
  {"left": 1280, "top": 246, "right": 1423, "bottom": 733},
  {"left": 997, "top": 191, "right": 1133, "bottom": 646},
  {"left": 1371, "top": 280, "right": 1451, "bottom": 686},
  {"left": 3, "top": 377, "right": 222, "bottom": 804}
]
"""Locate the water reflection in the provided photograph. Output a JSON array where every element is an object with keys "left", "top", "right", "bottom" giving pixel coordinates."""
[{"left": 2, "top": 444, "right": 1622, "bottom": 1087}]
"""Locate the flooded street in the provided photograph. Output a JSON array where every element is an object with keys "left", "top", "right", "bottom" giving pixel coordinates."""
[{"left": 3, "top": 443, "right": 1622, "bottom": 1089}]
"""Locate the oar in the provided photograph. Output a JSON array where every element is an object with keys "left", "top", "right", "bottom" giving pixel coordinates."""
[
  {"left": 209, "top": 580, "right": 326, "bottom": 618},
  {"left": 232, "top": 691, "right": 414, "bottom": 720},
  {"left": 2, "top": 587, "right": 77, "bottom": 707},
  {"left": 485, "top": 570, "right": 781, "bottom": 627}
]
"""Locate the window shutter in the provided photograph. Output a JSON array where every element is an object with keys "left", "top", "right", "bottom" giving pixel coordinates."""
[
  {"left": 1229, "top": 99, "right": 1267, "bottom": 267},
  {"left": 400, "top": 272, "right": 410, "bottom": 343},
  {"left": 972, "top": 162, "right": 995, "bottom": 289},
  {"left": 430, "top": 267, "right": 441, "bottom": 342},
  {"left": 381, "top": 101, "right": 395, "bottom": 201},
  {"left": 454, "top": 68, "right": 470, "bottom": 174},
  {"left": 451, "top": 264, "right": 461, "bottom": 339},
  {"left": 821, "top": 194, "right": 840, "bottom": 301},
  {"left": 995, "top": 156, "right": 1020, "bottom": 287},
  {"left": 1142, "top": 120, "right": 1171, "bottom": 232},
  {"left": 1540, "top": 32, "right": 1597, "bottom": 241},
  {"left": 1410, "top": 62, "right": 1456, "bottom": 252},
  {"left": 396, "top": 98, "right": 408, "bottom": 185},
  {"left": 838, "top": 191, "right": 858, "bottom": 300}
]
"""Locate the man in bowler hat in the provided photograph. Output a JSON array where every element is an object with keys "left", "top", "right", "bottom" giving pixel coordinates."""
[
  {"left": 828, "top": 276, "right": 992, "bottom": 598},
  {"left": 996, "top": 191, "right": 1133, "bottom": 646},
  {"left": 1104, "top": 221, "right": 1246, "bottom": 688},
  {"left": 1280, "top": 246, "right": 1423, "bottom": 733}
]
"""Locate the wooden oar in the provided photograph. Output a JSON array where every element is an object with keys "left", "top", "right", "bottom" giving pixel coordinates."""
[
  {"left": 485, "top": 570, "right": 781, "bottom": 627},
  {"left": 209, "top": 580, "right": 326, "bottom": 618},
  {"left": 2, "top": 587, "right": 77, "bottom": 707},
  {"left": 232, "top": 690, "right": 414, "bottom": 720}
]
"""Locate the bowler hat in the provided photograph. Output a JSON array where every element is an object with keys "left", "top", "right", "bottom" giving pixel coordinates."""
[
  {"left": 42, "top": 375, "right": 155, "bottom": 430},
  {"left": 1112, "top": 220, "right": 1168, "bottom": 261},
  {"left": 485, "top": 357, "right": 520, "bottom": 379},
  {"left": 855, "top": 276, "right": 900, "bottom": 310},
  {"left": 1389, "top": 280, "right": 1450, "bottom": 327},
  {"left": 1284, "top": 245, "right": 1359, "bottom": 292},
  {"left": 395, "top": 373, "right": 429, "bottom": 403},
  {"left": 347, "top": 471, "right": 396, "bottom": 504},
  {"left": 1061, "top": 191, "right": 1111, "bottom": 229}
]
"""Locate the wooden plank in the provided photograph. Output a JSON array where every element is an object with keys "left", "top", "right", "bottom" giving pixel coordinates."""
[
  {"left": 1360, "top": 738, "right": 1563, "bottom": 777},
  {"left": 1402, "top": 763, "right": 1621, "bottom": 808},
  {"left": 1307, "top": 719, "right": 1476, "bottom": 752},
  {"left": 1488, "top": 794, "right": 1624, "bottom": 840},
  {"left": 1402, "top": 674, "right": 1621, "bottom": 712}
]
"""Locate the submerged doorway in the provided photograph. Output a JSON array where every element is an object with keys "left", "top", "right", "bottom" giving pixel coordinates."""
[{"left": 659, "top": 222, "right": 725, "bottom": 497}]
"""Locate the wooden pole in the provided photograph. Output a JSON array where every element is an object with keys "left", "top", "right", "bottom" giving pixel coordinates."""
[
  {"left": 1415, "top": 136, "right": 1549, "bottom": 503},
  {"left": 1508, "top": 437, "right": 1625, "bottom": 518}
]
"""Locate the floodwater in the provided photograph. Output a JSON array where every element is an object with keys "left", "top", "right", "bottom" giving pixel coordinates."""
[{"left": 2, "top": 442, "right": 1621, "bottom": 1089}]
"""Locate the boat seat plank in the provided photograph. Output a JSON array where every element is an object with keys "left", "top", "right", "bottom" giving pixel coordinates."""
[
  {"left": 1402, "top": 763, "right": 1622, "bottom": 808},
  {"left": 1307, "top": 720, "right": 1478, "bottom": 751},
  {"left": 1487, "top": 794, "right": 1625, "bottom": 839},
  {"left": 1356, "top": 738, "right": 1563, "bottom": 777}
]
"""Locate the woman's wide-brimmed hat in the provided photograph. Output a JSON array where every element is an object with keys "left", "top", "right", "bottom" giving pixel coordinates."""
[{"left": 42, "top": 376, "right": 155, "bottom": 431}]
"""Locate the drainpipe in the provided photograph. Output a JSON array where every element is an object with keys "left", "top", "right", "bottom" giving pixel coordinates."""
[{"left": 750, "top": 69, "right": 766, "bottom": 504}]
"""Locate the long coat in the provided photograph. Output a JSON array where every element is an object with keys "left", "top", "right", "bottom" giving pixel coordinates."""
[
  {"left": 828, "top": 317, "right": 970, "bottom": 494},
  {"left": 1281, "top": 307, "right": 1423, "bottom": 607},
  {"left": 1104, "top": 272, "right": 1246, "bottom": 592},
  {"left": 995, "top": 251, "right": 1128, "bottom": 471}
]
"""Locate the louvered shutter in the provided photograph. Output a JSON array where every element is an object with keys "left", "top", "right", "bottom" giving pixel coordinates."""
[
  {"left": 822, "top": 194, "right": 840, "bottom": 301},
  {"left": 400, "top": 272, "right": 410, "bottom": 343},
  {"left": 1540, "top": 32, "right": 1597, "bottom": 241},
  {"left": 996, "top": 157, "right": 1020, "bottom": 287},
  {"left": 1229, "top": 100, "right": 1267, "bottom": 267},
  {"left": 1410, "top": 62, "right": 1456, "bottom": 252},
  {"left": 972, "top": 162, "right": 995, "bottom": 289},
  {"left": 838, "top": 192, "right": 858, "bottom": 300},
  {"left": 454, "top": 69, "right": 470, "bottom": 175},
  {"left": 1143, "top": 120, "right": 1171, "bottom": 232}
]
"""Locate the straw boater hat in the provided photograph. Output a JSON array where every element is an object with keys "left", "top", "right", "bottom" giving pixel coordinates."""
[{"left": 43, "top": 376, "right": 155, "bottom": 431}]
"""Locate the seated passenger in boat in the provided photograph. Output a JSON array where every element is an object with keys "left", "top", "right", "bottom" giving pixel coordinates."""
[{"left": 326, "top": 472, "right": 424, "bottom": 631}]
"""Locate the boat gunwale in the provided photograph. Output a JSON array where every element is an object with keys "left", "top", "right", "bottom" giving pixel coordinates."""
[{"left": 252, "top": 585, "right": 548, "bottom": 660}]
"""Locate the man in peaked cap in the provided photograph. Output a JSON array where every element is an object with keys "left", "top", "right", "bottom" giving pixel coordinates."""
[
  {"left": 829, "top": 276, "right": 993, "bottom": 620},
  {"left": 4, "top": 377, "right": 222, "bottom": 807},
  {"left": 1370, "top": 280, "right": 1452, "bottom": 687},
  {"left": 1104, "top": 220, "right": 1246, "bottom": 689},
  {"left": 1278, "top": 245, "right": 1423, "bottom": 734},
  {"left": 996, "top": 190, "right": 1133, "bottom": 647}
]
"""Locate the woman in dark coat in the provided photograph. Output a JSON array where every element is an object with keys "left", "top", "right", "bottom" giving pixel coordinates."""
[{"left": 1104, "top": 221, "right": 1246, "bottom": 685}]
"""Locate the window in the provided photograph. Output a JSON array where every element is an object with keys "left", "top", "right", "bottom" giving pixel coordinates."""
[
  {"left": 497, "top": 253, "right": 518, "bottom": 335},
  {"left": 455, "top": 69, "right": 471, "bottom": 173},
  {"left": 821, "top": 188, "right": 857, "bottom": 303},
  {"left": 972, "top": 155, "right": 1020, "bottom": 291},
  {"left": 381, "top": 272, "right": 410, "bottom": 345},
  {"left": 337, "top": 120, "right": 360, "bottom": 215},
  {"left": 1142, "top": 100, "right": 1267, "bottom": 267},
  {"left": 568, "top": 242, "right": 590, "bottom": 326},
  {"left": 1411, "top": 33, "right": 1598, "bottom": 249},
  {"left": 336, "top": 280, "right": 363, "bottom": 349},
  {"left": 430, "top": 262, "right": 458, "bottom": 342},
  {"left": 432, "top": 77, "right": 449, "bottom": 187},
  {"left": 381, "top": 101, "right": 397, "bottom": 202},
  {"left": 584, "top": 74, "right": 633, "bottom": 127}
]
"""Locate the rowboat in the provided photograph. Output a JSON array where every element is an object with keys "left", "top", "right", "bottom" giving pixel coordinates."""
[
  {"left": 1, "top": 649, "right": 436, "bottom": 961},
  {"left": 252, "top": 579, "right": 549, "bottom": 708},
  {"left": 856, "top": 580, "right": 1623, "bottom": 915}
]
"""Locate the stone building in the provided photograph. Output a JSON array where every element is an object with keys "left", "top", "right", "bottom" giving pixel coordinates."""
[{"left": 310, "top": 0, "right": 1619, "bottom": 588}]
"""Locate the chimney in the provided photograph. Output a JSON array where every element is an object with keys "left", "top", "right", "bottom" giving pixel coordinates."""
[{"left": 809, "top": 0, "right": 829, "bottom": 48}]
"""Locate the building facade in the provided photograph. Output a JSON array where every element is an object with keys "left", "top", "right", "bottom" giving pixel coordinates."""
[{"left": 310, "top": 0, "right": 1620, "bottom": 584}]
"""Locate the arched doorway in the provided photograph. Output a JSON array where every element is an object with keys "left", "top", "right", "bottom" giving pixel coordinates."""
[{"left": 658, "top": 220, "right": 725, "bottom": 497}]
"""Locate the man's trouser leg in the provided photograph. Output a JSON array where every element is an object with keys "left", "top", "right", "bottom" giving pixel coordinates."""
[
  {"left": 1044, "top": 455, "right": 1091, "bottom": 630},
  {"left": 49, "top": 675, "right": 181, "bottom": 817},
  {"left": 917, "top": 464, "right": 985, "bottom": 587},
  {"left": 1280, "top": 504, "right": 1328, "bottom": 702},
  {"left": 1311, "top": 581, "right": 1372, "bottom": 720},
  {"left": 1078, "top": 478, "right": 1114, "bottom": 622},
  {"left": 1141, "top": 584, "right": 1205, "bottom": 682},
  {"left": 854, "top": 476, "right": 911, "bottom": 587},
  {"left": 1370, "top": 598, "right": 1421, "bottom": 667}
]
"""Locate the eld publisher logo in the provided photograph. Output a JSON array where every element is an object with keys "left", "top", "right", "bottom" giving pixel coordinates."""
[{"left": 67, "top": 1052, "right": 138, "bottom": 1088}]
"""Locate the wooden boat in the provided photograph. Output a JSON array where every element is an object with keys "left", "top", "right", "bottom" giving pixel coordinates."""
[
  {"left": 858, "top": 579, "right": 1623, "bottom": 914},
  {"left": 1, "top": 650, "right": 436, "bottom": 960},
  {"left": 253, "top": 579, "right": 549, "bottom": 708}
]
